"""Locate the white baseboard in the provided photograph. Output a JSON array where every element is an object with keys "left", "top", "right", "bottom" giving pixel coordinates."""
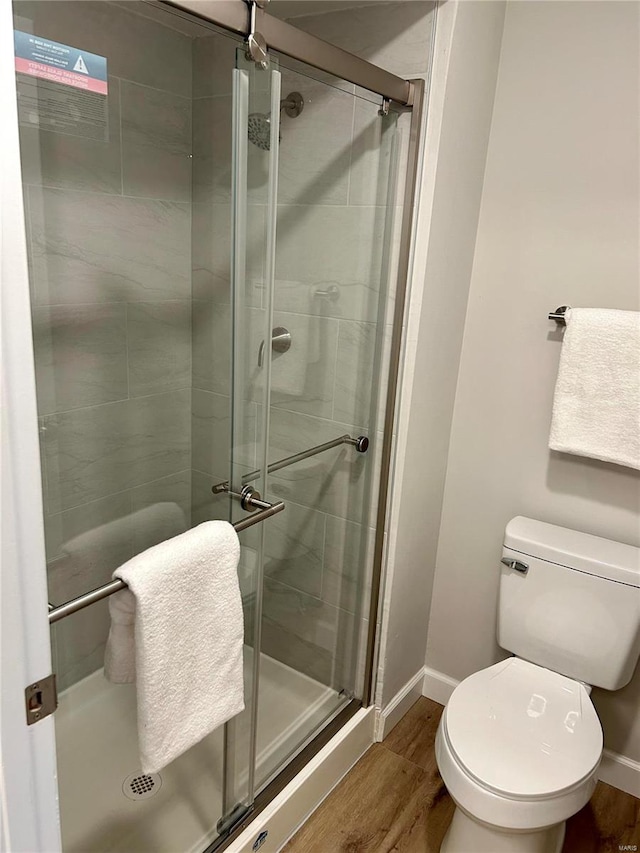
[
  {"left": 598, "top": 749, "right": 640, "bottom": 798},
  {"left": 422, "top": 665, "right": 459, "bottom": 705},
  {"left": 223, "top": 706, "right": 375, "bottom": 853},
  {"left": 421, "top": 665, "right": 640, "bottom": 798},
  {"left": 375, "top": 668, "right": 426, "bottom": 741}
]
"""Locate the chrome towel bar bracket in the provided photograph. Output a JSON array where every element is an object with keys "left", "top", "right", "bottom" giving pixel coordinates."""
[
  {"left": 549, "top": 305, "right": 571, "bottom": 326},
  {"left": 47, "top": 494, "right": 285, "bottom": 625}
]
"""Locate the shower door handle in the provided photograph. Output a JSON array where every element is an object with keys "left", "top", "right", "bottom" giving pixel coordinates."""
[{"left": 257, "top": 326, "right": 292, "bottom": 367}]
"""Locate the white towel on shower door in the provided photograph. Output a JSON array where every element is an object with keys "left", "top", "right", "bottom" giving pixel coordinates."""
[
  {"left": 549, "top": 308, "right": 640, "bottom": 470},
  {"left": 104, "top": 520, "right": 244, "bottom": 774}
]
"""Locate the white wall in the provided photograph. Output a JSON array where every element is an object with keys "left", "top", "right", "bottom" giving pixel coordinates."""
[
  {"left": 378, "top": 0, "right": 506, "bottom": 708},
  {"left": 426, "top": 1, "right": 640, "bottom": 762}
]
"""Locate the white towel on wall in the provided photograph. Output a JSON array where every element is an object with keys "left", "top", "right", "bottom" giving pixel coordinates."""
[
  {"left": 549, "top": 308, "right": 640, "bottom": 470},
  {"left": 104, "top": 520, "right": 244, "bottom": 774}
]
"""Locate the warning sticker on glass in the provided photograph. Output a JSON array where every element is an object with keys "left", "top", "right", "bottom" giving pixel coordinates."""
[{"left": 14, "top": 30, "right": 109, "bottom": 141}]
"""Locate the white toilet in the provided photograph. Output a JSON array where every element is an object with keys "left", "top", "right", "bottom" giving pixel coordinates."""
[{"left": 435, "top": 516, "right": 640, "bottom": 853}]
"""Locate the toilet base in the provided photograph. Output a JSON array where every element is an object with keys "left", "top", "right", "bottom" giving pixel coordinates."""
[{"left": 441, "top": 806, "right": 566, "bottom": 853}]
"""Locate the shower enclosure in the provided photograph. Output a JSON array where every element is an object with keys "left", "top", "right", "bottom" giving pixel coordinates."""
[{"left": 8, "top": 1, "right": 424, "bottom": 850}]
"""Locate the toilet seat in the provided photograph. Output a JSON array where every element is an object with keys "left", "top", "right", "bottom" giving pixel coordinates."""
[{"left": 444, "top": 657, "right": 602, "bottom": 801}]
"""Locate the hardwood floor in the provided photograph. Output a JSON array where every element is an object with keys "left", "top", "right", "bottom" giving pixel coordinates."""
[{"left": 283, "top": 697, "right": 640, "bottom": 853}]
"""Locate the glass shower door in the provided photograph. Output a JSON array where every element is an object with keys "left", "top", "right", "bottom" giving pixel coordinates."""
[
  {"left": 220, "top": 47, "right": 281, "bottom": 826},
  {"left": 228, "top": 49, "right": 403, "bottom": 795},
  {"left": 11, "top": 3, "right": 268, "bottom": 850}
]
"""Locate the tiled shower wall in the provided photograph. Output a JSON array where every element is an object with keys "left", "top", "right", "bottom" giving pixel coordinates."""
[{"left": 16, "top": 1, "right": 193, "bottom": 689}]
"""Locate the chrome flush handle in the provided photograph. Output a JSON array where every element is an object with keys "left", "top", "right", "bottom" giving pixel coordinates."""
[{"left": 500, "top": 557, "right": 529, "bottom": 574}]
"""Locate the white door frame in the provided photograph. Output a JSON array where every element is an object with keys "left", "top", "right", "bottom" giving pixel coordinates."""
[{"left": 0, "top": 0, "right": 61, "bottom": 847}]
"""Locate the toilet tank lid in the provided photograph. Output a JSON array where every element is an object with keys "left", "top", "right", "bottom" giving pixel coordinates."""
[{"left": 504, "top": 517, "right": 640, "bottom": 588}]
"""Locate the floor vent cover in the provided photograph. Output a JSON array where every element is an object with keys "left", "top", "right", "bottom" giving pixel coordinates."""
[{"left": 122, "top": 772, "right": 162, "bottom": 801}]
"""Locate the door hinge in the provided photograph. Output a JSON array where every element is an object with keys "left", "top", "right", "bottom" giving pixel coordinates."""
[{"left": 25, "top": 673, "right": 57, "bottom": 725}]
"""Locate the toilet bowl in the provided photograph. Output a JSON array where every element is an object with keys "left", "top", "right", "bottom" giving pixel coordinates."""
[{"left": 436, "top": 657, "right": 602, "bottom": 853}]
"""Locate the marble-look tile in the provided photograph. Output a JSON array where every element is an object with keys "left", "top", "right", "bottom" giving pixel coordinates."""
[
  {"left": 321, "top": 516, "right": 375, "bottom": 615},
  {"left": 261, "top": 577, "right": 357, "bottom": 688},
  {"left": 275, "top": 204, "right": 386, "bottom": 297},
  {"left": 277, "top": 55, "right": 355, "bottom": 98},
  {"left": 15, "top": 1, "right": 192, "bottom": 96},
  {"left": 192, "top": 388, "right": 257, "bottom": 480},
  {"left": 51, "top": 598, "right": 111, "bottom": 692},
  {"left": 294, "top": 2, "right": 436, "bottom": 78},
  {"left": 17, "top": 77, "right": 122, "bottom": 194},
  {"left": 193, "top": 31, "right": 238, "bottom": 98},
  {"left": 42, "top": 389, "right": 191, "bottom": 512},
  {"left": 270, "top": 311, "right": 338, "bottom": 419},
  {"left": 273, "top": 278, "right": 382, "bottom": 324},
  {"left": 333, "top": 320, "right": 378, "bottom": 428},
  {"left": 191, "top": 201, "right": 266, "bottom": 306},
  {"left": 130, "top": 470, "right": 191, "bottom": 554},
  {"left": 191, "top": 389, "right": 230, "bottom": 478},
  {"left": 28, "top": 187, "right": 190, "bottom": 304},
  {"left": 192, "top": 201, "right": 232, "bottom": 303},
  {"left": 45, "top": 491, "right": 133, "bottom": 595},
  {"left": 267, "top": 409, "right": 370, "bottom": 522},
  {"left": 348, "top": 96, "right": 400, "bottom": 206},
  {"left": 46, "top": 489, "right": 135, "bottom": 690},
  {"left": 277, "top": 69, "right": 353, "bottom": 206},
  {"left": 192, "top": 95, "right": 233, "bottom": 204},
  {"left": 32, "top": 303, "right": 128, "bottom": 414},
  {"left": 264, "top": 500, "right": 325, "bottom": 598},
  {"left": 193, "top": 91, "right": 274, "bottom": 206},
  {"left": 121, "top": 82, "right": 192, "bottom": 202},
  {"left": 127, "top": 301, "right": 191, "bottom": 397},
  {"left": 190, "top": 468, "right": 230, "bottom": 528},
  {"left": 192, "top": 301, "right": 231, "bottom": 395}
]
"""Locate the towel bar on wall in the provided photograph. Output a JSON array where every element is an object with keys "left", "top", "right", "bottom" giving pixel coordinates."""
[
  {"left": 47, "top": 493, "right": 285, "bottom": 625},
  {"left": 549, "top": 305, "right": 571, "bottom": 326}
]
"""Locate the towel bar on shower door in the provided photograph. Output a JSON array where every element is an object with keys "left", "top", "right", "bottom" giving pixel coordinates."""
[
  {"left": 211, "top": 433, "right": 369, "bottom": 495},
  {"left": 47, "top": 493, "right": 285, "bottom": 625}
]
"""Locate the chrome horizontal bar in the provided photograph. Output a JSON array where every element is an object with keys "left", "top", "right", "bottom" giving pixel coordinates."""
[
  {"left": 233, "top": 499, "right": 284, "bottom": 532},
  {"left": 49, "top": 579, "right": 127, "bottom": 625},
  {"left": 212, "top": 434, "right": 369, "bottom": 495},
  {"left": 48, "top": 499, "right": 285, "bottom": 625}
]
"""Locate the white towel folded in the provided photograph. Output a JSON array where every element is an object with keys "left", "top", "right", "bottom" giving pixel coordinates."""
[
  {"left": 549, "top": 308, "right": 640, "bottom": 470},
  {"left": 104, "top": 520, "right": 244, "bottom": 774}
]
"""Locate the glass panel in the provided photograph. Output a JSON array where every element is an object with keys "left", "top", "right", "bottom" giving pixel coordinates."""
[
  {"left": 10, "top": 2, "right": 248, "bottom": 850},
  {"left": 223, "top": 48, "right": 281, "bottom": 817},
  {"left": 253, "top": 57, "right": 401, "bottom": 790}
]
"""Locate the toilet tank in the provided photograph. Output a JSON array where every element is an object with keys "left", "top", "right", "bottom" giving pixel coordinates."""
[{"left": 498, "top": 517, "right": 640, "bottom": 691}]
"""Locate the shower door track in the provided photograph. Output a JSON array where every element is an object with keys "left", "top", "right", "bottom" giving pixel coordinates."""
[
  {"left": 161, "top": 0, "right": 414, "bottom": 107},
  {"left": 206, "top": 699, "right": 361, "bottom": 853}
]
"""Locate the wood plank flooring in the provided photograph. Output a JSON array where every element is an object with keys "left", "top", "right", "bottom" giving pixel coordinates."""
[{"left": 283, "top": 697, "right": 640, "bottom": 853}]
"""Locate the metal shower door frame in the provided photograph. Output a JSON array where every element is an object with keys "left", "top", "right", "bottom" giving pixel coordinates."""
[{"left": 163, "top": 0, "right": 414, "bottom": 107}]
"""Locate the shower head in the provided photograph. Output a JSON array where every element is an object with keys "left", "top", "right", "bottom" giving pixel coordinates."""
[
  {"left": 248, "top": 91, "right": 304, "bottom": 151},
  {"left": 248, "top": 112, "right": 272, "bottom": 151}
]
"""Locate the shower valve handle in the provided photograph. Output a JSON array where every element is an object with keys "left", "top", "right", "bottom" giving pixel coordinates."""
[{"left": 258, "top": 326, "right": 291, "bottom": 367}]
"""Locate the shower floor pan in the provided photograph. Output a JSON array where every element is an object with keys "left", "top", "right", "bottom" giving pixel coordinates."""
[{"left": 54, "top": 649, "right": 339, "bottom": 853}]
